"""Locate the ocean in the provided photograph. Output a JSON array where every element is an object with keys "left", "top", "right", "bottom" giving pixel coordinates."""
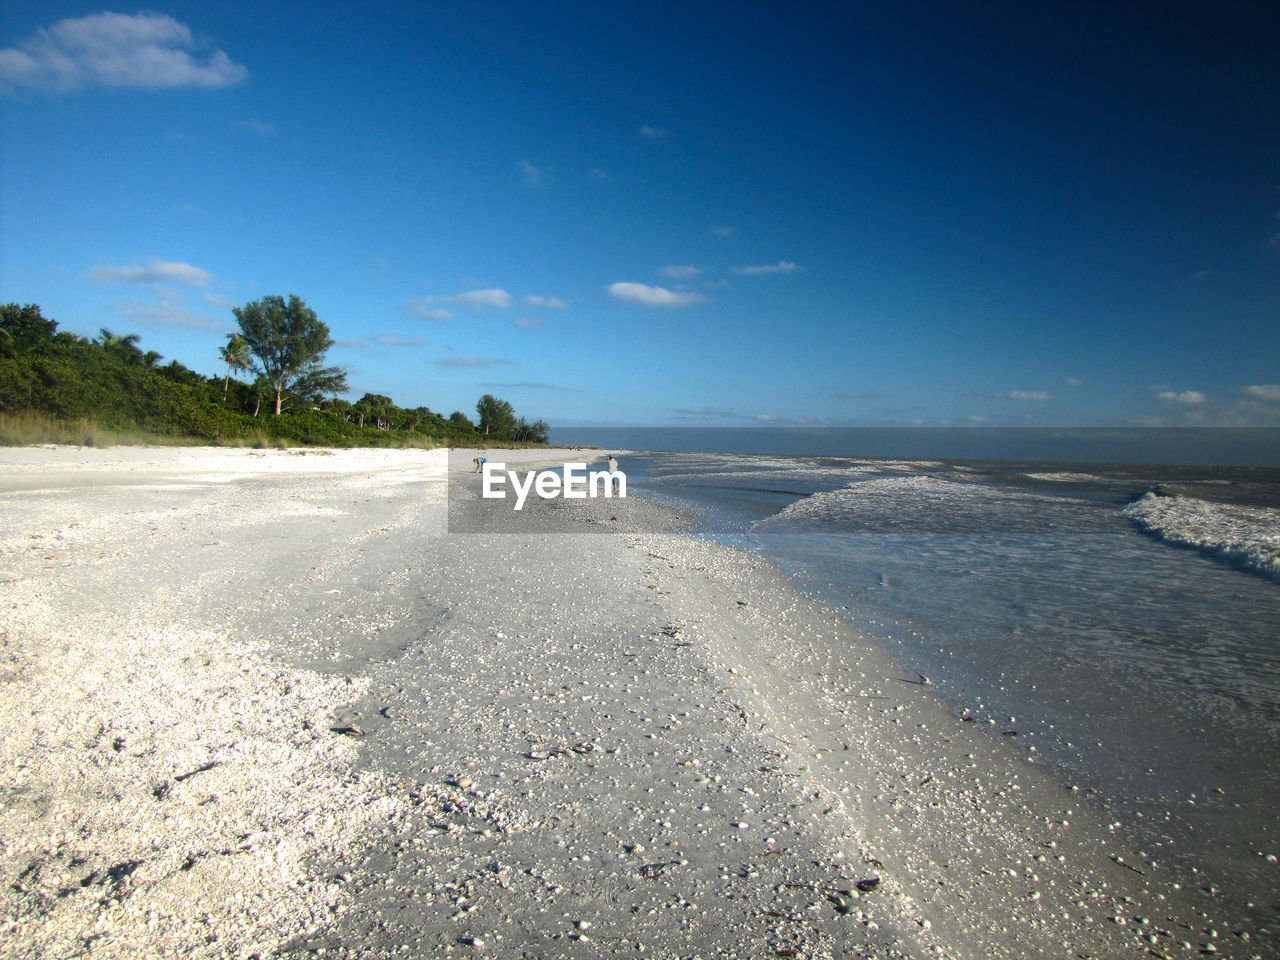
[{"left": 551, "top": 428, "right": 1280, "bottom": 916}]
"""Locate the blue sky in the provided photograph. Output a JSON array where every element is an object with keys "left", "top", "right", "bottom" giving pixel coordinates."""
[{"left": 2, "top": 1, "right": 1277, "bottom": 427}]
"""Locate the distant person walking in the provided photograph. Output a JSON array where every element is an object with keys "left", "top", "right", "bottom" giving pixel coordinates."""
[{"left": 606, "top": 454, "right": 620, "bottom": 489}]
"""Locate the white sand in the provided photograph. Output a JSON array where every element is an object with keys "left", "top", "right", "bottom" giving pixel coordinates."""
[{"left": 0, "top": 446, "right": 1255, "bottom": 959}]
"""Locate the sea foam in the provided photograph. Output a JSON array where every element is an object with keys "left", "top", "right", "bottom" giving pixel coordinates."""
[{"left": 1121, "top": 492, "right": 1280, "bottom": 581}]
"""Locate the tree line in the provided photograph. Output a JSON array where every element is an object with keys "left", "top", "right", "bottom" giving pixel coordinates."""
[{"left": 0, "top": 297, "right": 549, "bottom": 447}]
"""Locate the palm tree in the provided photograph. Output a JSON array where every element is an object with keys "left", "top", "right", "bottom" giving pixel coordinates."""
[
  {"left": 142, "top": 349, "right": 164, "bottom": 369},
  {"left": 217, "top": 334, "right": 252, "bottom": 398},
  {"left": 96, "top": 327, "right": 143, "bottom": 364},
  {"left": 249, "top": 375, "right": 272, "bottom": 417}
]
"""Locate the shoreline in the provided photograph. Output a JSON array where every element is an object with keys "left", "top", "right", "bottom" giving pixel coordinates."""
[{"left": 0, "top": 446, "right": 1264, "bottom": 958}]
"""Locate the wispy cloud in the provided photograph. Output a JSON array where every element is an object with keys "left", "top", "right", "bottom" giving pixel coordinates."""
[
  {"left": 525, "top": 294, "right": 567, "bottom": 309},
  {"left": 0, "top": 12, "right": 248, "bottom": 93},
  {"left": 449, "top": 289, "right": 512, "bottom": 309},
  {"left": 406, "top": 299, "right": 453, "bottom": 321},
  {"left": 733, "top": 261, "right": 801, "bottom": 276},
  {"left": 639, "top": 125, "right": 669, "bottom": 140},
  {"left": 513, "top": 317, "right": 544, "bottom": 329},
  {"left": 607, "top": 282, "right": 706, "bottom": 307},
  {"left": 88, "top": 258, "right": 212, "bottom": 289},
  {"left": 1243, "top": 384, "right": 1280, "bottom": 402},
  {"left": 370, "top": 334, "right": 426, "bottom": 347},
  {"left": 518, "top": 159, "right": 548, "bottom": 188},
  {"left": 480, "top": 381, "right": 582, "bottom": 392},
  {"left": 833, "top": 390, "right": 877, "bottom": 400},
  {"left": 434, "top": 356, "right": 510, "bottom": 368},
  {"left": 1158, "top": 389, "right": 1206, "bottom": 404},
  {"left": 1066, "top": 377, "right": 1084, "bottom": 387},
  {"left": 712, "top": 226, "right": 735, "bottom": 239},
  {"left": 660, "top": 265, "right": 701, "bottom": 280},
  {"left": 338, "top": 334, "right": 429, "bottom": 350},
  {"left": 106, "top": 298, "right": 224, "bottom": 332},
  {"left": 233, "top": 118, "right": 276, "bottom": 135},
  {"left": 672, "top": 407, "right": 744, "bottom": 420},
  {"left": 410, "top": 289, "right": 513, "bottom": 315},
  {"left": 1007, "top": 390, "right": 1051, "bottom": 400}
]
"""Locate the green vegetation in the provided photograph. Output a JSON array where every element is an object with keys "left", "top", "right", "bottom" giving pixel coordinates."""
[{"left": 0, "top": 301, "right": 551, "bottom": 448}]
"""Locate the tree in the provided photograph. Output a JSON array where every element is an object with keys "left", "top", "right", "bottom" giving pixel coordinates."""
[
  {"left": 232, "top": 294, "right": 347, "bottom": 415},
  {"left": 475, "top": 393, "right": 516, "bottom": 437},
  {"left": 217, "top": 333, "right": 252, "bottom": 398},
  {"left": 96, "top": 328, "right": 143, "bottom": 365},
  {"left": 353, "top": 392, "right": 393, "bottom": 428},
  {"left": 512, "top": 417, "right": 550, "bottom": 444},
  {"left": 0, "top": 303, "right": 58, "bottom": 350}
]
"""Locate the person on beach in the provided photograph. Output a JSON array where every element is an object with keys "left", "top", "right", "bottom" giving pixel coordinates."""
[
  {"left": 607, "top": 454, "right": 620, "bottom": 489},
  {"left": 474, "top": 456, "right": 486, "bottom": 473}
]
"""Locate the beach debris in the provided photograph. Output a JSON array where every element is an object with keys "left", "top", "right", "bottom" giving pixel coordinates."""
[
  {"left": 330, "top": 723, "right": 365, "bottom": 737},
  {"left": 892, "top": 672, "right": 930, "bottom": 685},
  {"left": 1109, "top": 854, "right": 1145, "bottom": 875},
  {"left": 174, "top": 760, "right": 219, "bottom": 783},
  {"left": 855, "top": 877, "right": 880, "bottom": 893},
  {"left": 570, "top": 741, "right": 600, "bottom": 754},
  {"left": 761, "top": 909, "right": 806, "bottom": 923},
  {"left": 639, "top": 860, "right": 678, "bottom": 879}
]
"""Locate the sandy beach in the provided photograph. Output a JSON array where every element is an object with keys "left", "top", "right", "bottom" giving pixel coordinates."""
[{"left": 0, "top": 446, "right": 1258, "bottom": 959}]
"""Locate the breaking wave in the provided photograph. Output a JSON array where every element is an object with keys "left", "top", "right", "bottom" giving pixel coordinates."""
[{"left": 1121, "top": 492, "right": 1280, "bottom": 581}]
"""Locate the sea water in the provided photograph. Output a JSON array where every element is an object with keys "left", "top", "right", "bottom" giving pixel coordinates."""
[{"left": 580, "top": 438, "right": 1280, "bottom": 912}]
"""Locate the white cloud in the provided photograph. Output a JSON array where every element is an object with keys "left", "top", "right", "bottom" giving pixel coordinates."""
[
  {"left": 673, "top": 407, "right": 742, "bottom": 420},
  {"left": 1243, "top": 384, "right": 1280, "bottom": 402},
  {"left": 1066, "top": 377, "right": 1084, "bottom": 387},
  {"left": 513, "top": 317, "right": 544, "bottom": 329},
  {"left": 525, "top": 295, "right": 567, "bottom": 309},
  {"left": 449, "top": 289, "right": 512, "bottom": 309},
  {"left": 434, "top": 356, "right": 510, "bottom": 368},
  {"left": 106, "top": 298, "right": 224, "bottom": 332},
  {"left": 712, "top": 226, "right": 735, "bottom": 239},
  {"left": 0, "top": 12, "right": 248, "bottom": 92},
  {"left": 1158, "top": 390, "right": 1207, "bottom": 404},
  {"left": 234, "top": 118, "right": 276, "bottom": 135},
  {"left": 88, "top": 258, "right": 212, "bottom": 288},
  {"left": 369, "top": 334, "right": 426, "bottom": 347},
  {"left": 1008, "top": 391, "right": 1050, "bottom": 400},
  {"left": 660, "top": 265, "right": 701, "bottom": 280},
  {"left": 517, "top": 159, "right": 547, "bottom": 188},
  {"left": 733, "top": 261, "right": 801, "bottom": 275},
  {"left": 639, "top": 125, "right": 669, "bottom": 139},
  {"left": 607, "top": 282, "right": 706, "bottom": 307},
  {"left": 406, "top": 299, "right": 452, "bottom": 321}
]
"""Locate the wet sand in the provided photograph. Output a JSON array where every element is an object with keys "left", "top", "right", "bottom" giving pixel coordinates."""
[{"left": 0, "top": 446, "right": 1260, "bottom": 958}]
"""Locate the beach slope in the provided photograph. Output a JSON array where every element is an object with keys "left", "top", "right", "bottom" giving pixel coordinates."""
[{"left": 0, "top": 446, "right": 1243, "bottom": 959}]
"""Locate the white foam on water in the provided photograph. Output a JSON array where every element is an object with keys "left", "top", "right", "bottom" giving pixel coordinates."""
[
  {"left": 1022, "top": 471, "right": 1110, "bottom": 482},
  {"left": 1121, "top": 492, "right": 1280, "bottom": 580},
  {"left": 757, "top": 474, "right": 1072, "bottom": 533}
]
